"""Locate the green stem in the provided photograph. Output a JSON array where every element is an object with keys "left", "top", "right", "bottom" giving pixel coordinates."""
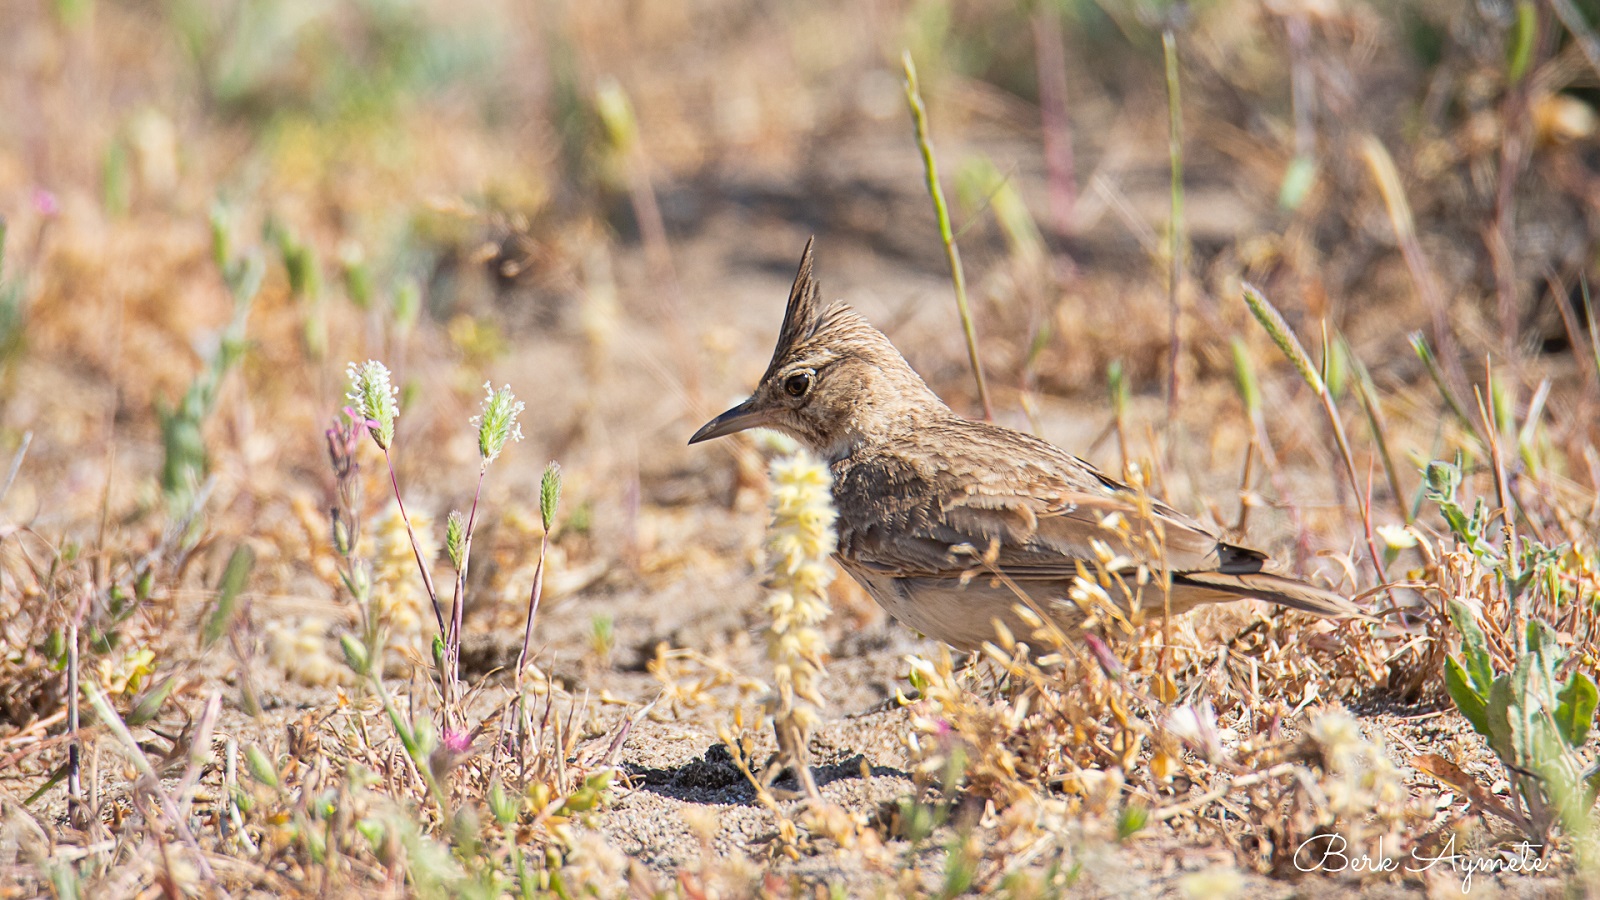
[
  {"left": 1162, "top": 29, "right": 1185, "bottom": 438},
  {"left": 368, "top": 672, "right": 451, "bottom": 816},
  {"left": 1352, "top": 359, "right": 1411, "bottom": 525},
  {"left": 903, "top": 51, "right": 992, "bottom": 421}
]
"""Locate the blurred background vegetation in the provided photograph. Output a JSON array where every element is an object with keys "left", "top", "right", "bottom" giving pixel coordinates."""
[{"left": 4, "top": 0, "right": 1599, "bottom": 464}]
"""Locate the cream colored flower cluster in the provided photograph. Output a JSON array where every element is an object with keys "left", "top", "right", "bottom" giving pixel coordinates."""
[
  {"left": 1308, "top": 708, "right": 1407, "bottom": 822},
  {"left": 763, "top": 450, "right": 837, "bottom": 730},
  {"left": 364, "top": 499, "right": 438, "bottom": 662},
  {"left": 266, "top": 616, "right": 350, "bottom": 687}
]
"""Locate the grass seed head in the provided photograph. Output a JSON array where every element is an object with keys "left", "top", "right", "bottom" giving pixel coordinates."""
[
  {"left": 346, "top": 359, "right": 399, "bottom": 450},
  {"left": 1241, "top": 283, "right": 1323, "bottom": 395},
  {"left": 445, "top": 510, "right": 465, "bottom": 569},
  {"left": 540, "top": 462, "right": 563, "bottom": 533},
  {"left": 473, "top": 382, "right": 524, "bottom": 464}
]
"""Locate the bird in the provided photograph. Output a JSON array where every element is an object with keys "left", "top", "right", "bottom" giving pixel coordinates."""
[{"left": 689, "top": 239, "right": 1363, "bottom": 652}]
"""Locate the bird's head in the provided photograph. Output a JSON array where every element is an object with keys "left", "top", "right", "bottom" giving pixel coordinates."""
[{"left": 689, "top": 239, "right": 942, "bottom": 460}]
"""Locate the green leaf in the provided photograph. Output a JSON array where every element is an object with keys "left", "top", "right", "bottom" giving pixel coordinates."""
[
  {"left": 1487, "top": 675, "right": 1516, "bottom": 761},
  {"left": 1508, "top": 566, "right": 1541, "bottom": 605},
  {"left": 1523, "top": 619, "right": 1564, "bottom": 695},
  {"left": 340, "top": 634, "right": 371, "bottom": 677},
  {"left": 1229, "top": 339, "right": 1260, "bottom": 416},
  {"left": 1445, "top": 656, "right": 1491, "bottom": 737},
  {"left": 1506, "top": 648, "right": 1546, "bottom": 766},
  {"left": 1439, "top": 504, "right": 1472, "bottom": 545},
  {"left": 1524, "top": 618, "right": 1553, "bottom": 655},
  {"left": 1423, "top": 458, "right": 1460, "bottom": 503},
  {"left": 1446, "top": 600, "right": 1495, "bottom": 695},
  {"left": 1490, "top": 373, "right": 1516, "bottom": 440},
  {"left": 125, "top": 675, "right": 177, "bottom": 727},
  {"left": 1555, "top": 672, "right": 1598, "bottom": 748},
  {"left": 244, "top": 744, "right": 279, "bottom": 789},
  {"left": 202, "top": 545, "right": 255, "bottom": 649},
  {"left": 209, "top": 203, "right": 232, "bottom": 271},
  {"left": 43, "top": 629, "right": 67, "bottom": 668},
  {"left": 1323, "top": 332, "right": 1349, "bottom": 400},
  {"left": 488, "top": 779, "right": 517, "bottom": 825},
  {"left": 1277, "top": 154, "right": 1317, "bottom": 211}
]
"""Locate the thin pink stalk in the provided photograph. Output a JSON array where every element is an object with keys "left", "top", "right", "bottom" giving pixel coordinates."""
[
  {"left": 380, "top": 447, "right": 445, "bottom": 636},
  {"left": 1032, "top": 5, "right": 1076, "bottom": 237},
  {"left": 514, "top": 534, "right": 550, "bottom": 690},
  {"left": 446, "top": 468, "right": 487, "bottom": 694}
]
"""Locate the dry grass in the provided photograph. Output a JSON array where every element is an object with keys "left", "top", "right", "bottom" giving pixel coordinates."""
[{"left": 2, "top": 0, "right": 1599, "bottom": 896}]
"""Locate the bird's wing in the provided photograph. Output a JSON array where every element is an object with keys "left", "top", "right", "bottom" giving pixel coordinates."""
[
  {"left": 924, "top": 480, "right": 1249, "bottom": 580},
  {"left": 836, "top": 440, "right": 1258, "bottom": 581}
]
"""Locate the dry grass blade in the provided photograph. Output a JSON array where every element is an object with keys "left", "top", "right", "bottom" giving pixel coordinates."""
[
  {"left": 1360, "top": 135, "right": 1464, "bottom": 394},
  {"left": 1153, "top": 762, "right": 1297, "bottom": 821},
  {"left": 1413, "top": 753, "right": 1529, "bottom": 830},
  {"left": 0, "top": 430, "right": 29, "bottom": 505},
  {"left": 1240, "top": 282, "right": 1388, "bottom": 591},
  {"left": 1351, "top": 359, "right": 1411, "bottom": 525},
  {"left": 81, "top": 682, "right": 217, "bottom": 884}
]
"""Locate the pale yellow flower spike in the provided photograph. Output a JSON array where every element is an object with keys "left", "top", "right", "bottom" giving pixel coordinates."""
[{"left": 762, "top": 448, "right": 837, "bottom": 800}]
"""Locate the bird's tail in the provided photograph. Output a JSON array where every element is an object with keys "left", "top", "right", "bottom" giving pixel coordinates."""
[{"left": 1173, "top": 571, "right": 1366, "bottom": 619}]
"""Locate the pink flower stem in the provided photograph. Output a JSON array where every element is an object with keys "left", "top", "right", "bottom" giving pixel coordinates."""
[
  {"left": 514, "top": 534, "right": 550, "bottom": 692},
  {"left": 381, "top": 447, "right": 447, "bottom": 639},
  {"left": 445, "top": 468, "right": 486, "bottom": 722}
]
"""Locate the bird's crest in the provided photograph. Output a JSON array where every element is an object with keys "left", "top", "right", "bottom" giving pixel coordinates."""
[{"left": 763, "top": 237, "right": 824, "bottom": 381}]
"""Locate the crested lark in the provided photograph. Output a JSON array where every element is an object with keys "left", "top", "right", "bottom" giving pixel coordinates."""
[{"left": 691, "top": 240, "right": 1362, "bottom": 651}]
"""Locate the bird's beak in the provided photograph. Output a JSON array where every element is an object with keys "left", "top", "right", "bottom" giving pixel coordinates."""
[{"left": 689, "top": 397, "right": 768, "bottom": 444}]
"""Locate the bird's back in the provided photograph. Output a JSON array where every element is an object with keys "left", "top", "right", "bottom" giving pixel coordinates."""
[
  {"left": 831, "top": 413, "right": 1229, "bottom": 575},
  {"left": 828, "top": 413, "right": 1358, "bottom": 649}
]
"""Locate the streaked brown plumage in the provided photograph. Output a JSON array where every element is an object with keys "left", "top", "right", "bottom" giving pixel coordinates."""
[{"left": 691, "top": 239, "right": 1362, "bottom": 651}]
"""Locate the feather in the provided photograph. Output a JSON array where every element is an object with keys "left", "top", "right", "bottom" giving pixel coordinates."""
[{"left": 762, "top": 236, "right": 824, "bottom": 382}]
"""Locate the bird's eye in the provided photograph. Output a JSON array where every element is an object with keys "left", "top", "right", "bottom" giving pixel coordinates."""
[{"left": 783, "top": 371, "right": 812, "bottom": 398}]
